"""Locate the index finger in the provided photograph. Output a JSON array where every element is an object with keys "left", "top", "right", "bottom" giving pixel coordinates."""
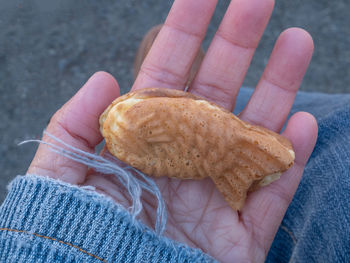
[{"left": 132, "top": 0, "right": 217, "bottom": 91}]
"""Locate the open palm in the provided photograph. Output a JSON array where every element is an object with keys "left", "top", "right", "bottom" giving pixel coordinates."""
[{"left": 28, "top": 0, "right": 318, "bottom": 262}]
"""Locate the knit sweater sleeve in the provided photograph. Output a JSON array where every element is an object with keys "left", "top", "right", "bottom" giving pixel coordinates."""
[{"left": 0, "top": 175, "right": 216, "bottom": 263}]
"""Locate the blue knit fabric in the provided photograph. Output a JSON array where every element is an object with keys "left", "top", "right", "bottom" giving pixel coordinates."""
[{"left": 0, "top": 175, "right": 216, "bottom": 262}]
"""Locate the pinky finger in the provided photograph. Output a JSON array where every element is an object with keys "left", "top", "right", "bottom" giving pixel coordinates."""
[{"left": 241, "top": 112, "right": 318, "bottom": 252}]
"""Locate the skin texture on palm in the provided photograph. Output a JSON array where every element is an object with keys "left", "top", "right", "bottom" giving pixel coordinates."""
[{"left": 28, "top": 0, "right": 318, "bottom": 262}]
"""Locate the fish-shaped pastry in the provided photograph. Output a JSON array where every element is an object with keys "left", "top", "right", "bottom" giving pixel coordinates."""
[{"left": 99, "top": 88, "right": 295, "bottom": 210}]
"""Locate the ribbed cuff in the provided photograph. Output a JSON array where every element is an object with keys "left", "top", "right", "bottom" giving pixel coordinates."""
[{"left": 0, "top": 175, "right": 216, "bottom": 262}]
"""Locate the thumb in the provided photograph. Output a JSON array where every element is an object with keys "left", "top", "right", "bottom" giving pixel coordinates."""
[{"left": 28, "top": 71, "right": 120, "bottom": 184}]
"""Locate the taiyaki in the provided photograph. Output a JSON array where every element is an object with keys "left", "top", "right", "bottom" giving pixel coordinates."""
[{"left": 99, "top": 88, "right": 295, "bottom": 210}]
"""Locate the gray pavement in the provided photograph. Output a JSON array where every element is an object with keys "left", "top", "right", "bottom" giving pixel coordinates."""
[{"left": 0, "top": 0, "right": 349, "bottom": 202}]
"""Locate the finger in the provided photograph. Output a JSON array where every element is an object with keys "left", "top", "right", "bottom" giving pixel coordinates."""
[
  {"left": 240, "top": 28, "right": 314, "bottom": 131},
  {"left": 189, "top": 0, "right": 274, "bottom": 110},
  {"left": 132, "top": 0, "right": 217, "bottom": 91},
  {"left": 133, "top": 24, "right": 164, "bottom": 81},
  {"left": 133, "top": 24, "right": 205, "bottom": 86},
  {"left": 28, "top": 72, "right": 120, "bottom": 184},
  {"left": 241, "top": 112, "right": 318, "bottom": 252}
]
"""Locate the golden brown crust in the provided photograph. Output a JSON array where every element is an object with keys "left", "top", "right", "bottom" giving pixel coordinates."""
[{"left": 100, "top": 88, "right": 295, "bottom": 210}]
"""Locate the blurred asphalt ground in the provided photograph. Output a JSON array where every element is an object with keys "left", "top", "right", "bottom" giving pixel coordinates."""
[{"left": 0, "top": 0, "right": 349, "bottom": 202}]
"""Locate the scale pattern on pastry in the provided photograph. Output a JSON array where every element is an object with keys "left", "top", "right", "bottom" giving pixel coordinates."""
[{"left": 100, "top": 88, "right": 295, "bottom": 210}]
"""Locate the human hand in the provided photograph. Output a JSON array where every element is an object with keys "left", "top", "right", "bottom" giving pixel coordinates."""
[{"left": 28, "top": 0, "right": 318, "bottom": 262}]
